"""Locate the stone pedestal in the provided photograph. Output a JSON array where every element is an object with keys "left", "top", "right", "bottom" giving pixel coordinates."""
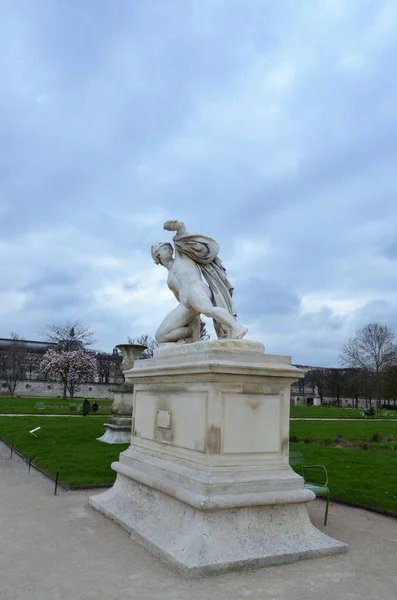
[
  {"left": 97, "top": 384, "right": 135, "bottom": 444},
  {"left": 97, "top": 344, "right": 146, "bottom": 444},
  {"left": 90, "top": 340, "right": 346, "bottom": 574}
]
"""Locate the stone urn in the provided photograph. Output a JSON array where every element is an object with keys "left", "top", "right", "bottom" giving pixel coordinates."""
[
  {"left": 97, "top": 344, "right": 147, "bottom": 444},
  {"left": 116, "top": 344, "right": 147, "bottom": 373}
]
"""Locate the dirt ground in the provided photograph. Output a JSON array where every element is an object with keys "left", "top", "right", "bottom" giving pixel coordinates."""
[{"left": 1, "top": 442, "right": 396, "bottom": 600}]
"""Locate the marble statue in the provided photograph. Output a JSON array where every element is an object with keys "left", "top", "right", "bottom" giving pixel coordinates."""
[
  {"left": 90, "top": 221, "right": 345, "bottom": 574},
  {"left": 152, "top": 220, "right": 247, "bottom": 344}
]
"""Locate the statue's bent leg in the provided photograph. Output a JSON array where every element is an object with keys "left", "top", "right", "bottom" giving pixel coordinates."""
[
  {"left": 188, "top": 284, "right": 247, "bottom": 339},
  {"left": 155, "top": 303, "right": 197, "bottom": 343}
]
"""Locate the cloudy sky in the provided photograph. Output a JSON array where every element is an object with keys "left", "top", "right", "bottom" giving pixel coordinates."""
[{"left": 1, "top": 0, "right": 397, "bottom": 366}]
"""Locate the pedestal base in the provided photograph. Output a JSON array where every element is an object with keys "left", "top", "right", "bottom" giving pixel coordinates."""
[
  {"left": 91, "top": 340, "right": 347, "bottom": 575},
  {"left": 98, "top": 383, "right": 135, "bottom": 444},
  {"left": 89, "top": 474, "right": 346, "bottom": 576},
  {"left": 97, "top": 421, "right": 131, "bottom": 444}
]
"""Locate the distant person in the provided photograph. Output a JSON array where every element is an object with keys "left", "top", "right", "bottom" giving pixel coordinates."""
[
  {"left": 82, "top": 398, "right": 91, "bottom": 416},
  {"left": 92, "top": 400, "right": 99, "bottom": 413}
]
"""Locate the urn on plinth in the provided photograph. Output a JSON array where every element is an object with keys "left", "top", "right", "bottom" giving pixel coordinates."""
[
  {"left": 97, "top": 344, "right": 146, "bottom": 444},
  {"left": 116, "top": 344, "right": 147, "bottom": 373}
]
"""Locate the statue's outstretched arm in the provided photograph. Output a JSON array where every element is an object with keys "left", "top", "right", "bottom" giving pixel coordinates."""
[{"left": 163, "top": 220, "right": 186, "bottom": 235}]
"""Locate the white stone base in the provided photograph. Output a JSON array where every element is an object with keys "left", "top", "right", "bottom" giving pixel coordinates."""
[
  {"left": 97, "top": 423, "right": 131, "bottom": 444},
  {"left": 91, "top": 340, "right": 347, "bottom": 575},
  {"left": 89, "top": 474, "right": 346, "bottom": 576}
]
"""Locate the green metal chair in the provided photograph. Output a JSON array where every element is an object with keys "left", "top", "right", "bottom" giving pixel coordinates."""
[{"left": 289, "top": 450, "right": 330, "bottom": 526}]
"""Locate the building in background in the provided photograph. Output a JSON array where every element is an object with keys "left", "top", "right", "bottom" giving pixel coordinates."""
[
  {"left": 1, "top": 337, "right": 396, "bottom": 406},
  {"left": 0, "top": 337, "right": 122, "bottom": 399}
]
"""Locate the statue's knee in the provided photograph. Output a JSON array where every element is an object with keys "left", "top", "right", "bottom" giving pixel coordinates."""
[
  {"left": 201, "top": 308, "right": 215, "bottom": 319},
  {"left": 155, "top": 328, "right": 166, "bottom": 344}
]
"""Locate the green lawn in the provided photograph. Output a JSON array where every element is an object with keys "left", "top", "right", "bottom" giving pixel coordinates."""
[
  {"left": 3, "top": 398, "right": 397, "bottom": 419},
  {"left": 0, "top": 416, "right": 127, "bottom": 486},
  {"left": 290, "top": 420, "right": 397, "bottom": 443},
  {"left": 290, "top": 406, "right": 397, "bottom": 419},
  {"left": 291, "top": 442, "right": 397, "bottom": 514},
  {"left": 290, "top": 419, "right": 397, "bottom": 515},
  {"left": 1, "top": 414, "right": 397, "bottom": 516},
  {"left": 0, "top": 396, "right": 112, "bottom": 415}
]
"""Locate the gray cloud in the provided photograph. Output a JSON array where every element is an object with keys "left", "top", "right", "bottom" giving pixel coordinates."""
[
  {"left": 382, "top": 240, "right": 397, "bottom": 259},
  {"left": 22, "top": 269, "right": 79, "bottom": 292},
  {"left": 239, "top": 280, "right": 301, "bottom": 318},
  {"left": 1, "top": 0, "right": 397, "bottom": 365}
]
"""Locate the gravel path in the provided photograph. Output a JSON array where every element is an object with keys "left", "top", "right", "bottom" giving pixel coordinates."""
[{"left": 1, "top": 441, "right": 396, "bottom": 600}]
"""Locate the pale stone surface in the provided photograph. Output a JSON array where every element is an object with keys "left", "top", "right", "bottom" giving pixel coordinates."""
[
  {"left": 90, "top": 477, "right": 346, "bottom": 576},
  {"left": 90, "top": 339, "right": 346, "bottom": 572},
  {"left": 152, "top": 220, "right": 247, "bottom": 343},
  {"left": 96, "top": 423, "right": 131, "bottom": 444},
  {"left": 3, "top": 441, "right": 396, "bottom": 600},
  {"left": 115, "top": 344, "right": 147, "bottom": 371},
  {"left": 97, "top": 385, "right": 135, "bottom": 444}
]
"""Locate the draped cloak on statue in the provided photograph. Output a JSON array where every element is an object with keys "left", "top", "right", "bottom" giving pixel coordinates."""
[{"left": 173, "top": 232, "right": 237, "bottom": 339}]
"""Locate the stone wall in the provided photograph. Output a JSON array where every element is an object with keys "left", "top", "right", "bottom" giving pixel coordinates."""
[{"left": 0, "top": 379, "right": 120, "bottom": 399}]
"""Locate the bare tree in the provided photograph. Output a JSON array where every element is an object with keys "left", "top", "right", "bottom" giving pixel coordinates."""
[
  {"left": 96, "top": 352, "right": 112, "bottom": 384},
  {"left": 343, "top": 368, "right": 365, "bottom": 409},
  {"left": 24, "top": 352, "right": 41, "bottom": 381},
  {"left": 96, "top": 351, "right": 123, "bottom": 383},
  {"left": 127, "top": 334, "right": 157, "bottom": 359},
  {"left": 42, "top": 320, "right": 95, "bottom": 351},
  {"left": 0, "top": 334, "right": 27, "bottom": 397},
  {"left": 382, "top": 365, "right": 397, "bottom": 408},
  {"left": 327, "top": 368, "right": 344, "bottom": 407},
  {"left": 341, "top": 323, "right": 397, "bottom": 408},
  {"left": 306, "top": 367, "right": 330, "bottom": 403}
]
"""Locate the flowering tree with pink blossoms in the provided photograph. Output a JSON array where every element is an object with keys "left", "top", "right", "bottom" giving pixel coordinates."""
[{"left": 40, "top": 349, "right": 97, "bottom": 400}]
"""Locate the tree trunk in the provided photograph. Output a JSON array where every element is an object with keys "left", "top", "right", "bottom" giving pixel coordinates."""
[
  {"left": 61, "top": 373, "right": 68, "bottom": 400},
  {"left": 376, "top": 370, "right": 382, "bottom": 409}
]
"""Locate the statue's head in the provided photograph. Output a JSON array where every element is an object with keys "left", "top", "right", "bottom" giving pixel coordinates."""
[{"left": 151, "top": 242, "right": 174, "bottom": 266}]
